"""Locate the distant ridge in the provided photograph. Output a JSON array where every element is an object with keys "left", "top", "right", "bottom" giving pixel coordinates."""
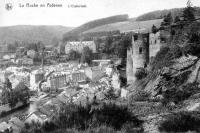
[
  {"left": 63, "top": 14, "right": 129, "bottom": 41},
  {"left": 0, "top": 25, "right": 73, "bottom": 45},
  {"left": 136, "top": 7, "right": 200, "bottom": 21},
  {"left": 83, "top": 19, "right": 163, "bottom": 34}
]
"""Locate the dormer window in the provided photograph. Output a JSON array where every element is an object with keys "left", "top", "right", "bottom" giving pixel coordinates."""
[{"left": 139, "top": 47, "right": 143, "bottom": 54}]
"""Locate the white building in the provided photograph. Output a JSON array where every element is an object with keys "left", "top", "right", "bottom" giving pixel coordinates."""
[
  {"left": 30, "top": 70, "right": 45, "bottom": 91},
  {"left": 65, "top": 41, "right": 96, "bottom": 54}
]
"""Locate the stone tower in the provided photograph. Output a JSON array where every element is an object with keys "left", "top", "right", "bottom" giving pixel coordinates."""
[{"left": 126, "top": 33, "right": 150, "bottom": 84}]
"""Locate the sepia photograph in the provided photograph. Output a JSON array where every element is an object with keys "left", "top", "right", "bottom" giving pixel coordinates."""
[{"left": 0, "top": 0, "right": 200, "bottom": 132}]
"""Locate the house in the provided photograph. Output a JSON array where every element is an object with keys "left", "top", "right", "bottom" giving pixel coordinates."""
[
  {"left": 105, "top": 65, "right": 114, "bottom": 77},
  {"left": 120, "top": 88, "right": 129, "bottom": 99},
  {"left": 44, "top": 50, "right": 56, "bottom": 57},
  {"left": 25, "top": 111, "right": 49, "bottom": 124},
  {"left": 16, "top": 57, "right": 33, "bottom": 65},
  {"left": 2, "top": 55, "right": 11, "bottom": 60},
  {"left": 92, "top": 60, "right": 112, "bottom": 67},
  {"left": 71, "top": 72, "right": 86, "bottom": 83},
  {"left": 49, "top": 74, "right": 66, "bottom": 90},
  {"left": 25, "top": 104, "right": 56, "bottom": 124},
  {"left": 27, "top": 50, "right": 36, "bottom": 58},
  {"left": 84, "top": 67, "right": 105, "bottom": 81},
  {"left": 30, "top": 69, "right": 45, "bottom": 91},
  {"left": 111, "top": 71, "right": 121, "bottom": 90}
]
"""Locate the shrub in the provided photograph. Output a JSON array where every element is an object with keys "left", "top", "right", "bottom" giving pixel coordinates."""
[
  {"left": 159, "top": 111, "right": 200, "bottom": 132},
  {"left": 129, "top": 90, "right": 150, "bottom": 102},
  {"left": 150, "top": 45, "right": 182, "bottom": 71},
  {"left": 135, "top": 68, "right": 147, "bottom": 80},
  {"left": 21, "top": 102, "right": 143, "bottom": 133},
  {"left": 162, "top": 82, "right": 199, "bottom": 104},
  {"left": 84, "top": 125, "right": 116, "bottom": 133}
]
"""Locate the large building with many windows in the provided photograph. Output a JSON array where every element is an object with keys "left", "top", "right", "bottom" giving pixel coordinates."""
[{"left": 65, "top": 41, "right": 96, "bottom": 54}]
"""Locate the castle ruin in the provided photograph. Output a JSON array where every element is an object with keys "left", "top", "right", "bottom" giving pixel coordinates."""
[{"left": 126, "top": 32, "right": 161, "bottom": 84}]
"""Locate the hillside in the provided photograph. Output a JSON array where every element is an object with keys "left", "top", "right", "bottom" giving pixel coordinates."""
[
  {"left": 63, "top": 14, "right": 129, "bottom": 41},
  {"left": 0, "top": 25, "right": 73, "bottom": 45},
  {"left": 136, "top": 7, "right": 200, "bottom": 21},
  {"left": 83, "top": 19, "right": 163, "bottom": 34}
]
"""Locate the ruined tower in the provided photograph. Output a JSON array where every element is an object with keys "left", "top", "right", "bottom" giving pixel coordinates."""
[{"left": 126, "top": 33, "right": 150, "bottom": 84}]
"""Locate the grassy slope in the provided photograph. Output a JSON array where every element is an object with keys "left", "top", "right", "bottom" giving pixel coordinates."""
[{"left": 83, "top": 19, "right": 163, "bottom": 34}]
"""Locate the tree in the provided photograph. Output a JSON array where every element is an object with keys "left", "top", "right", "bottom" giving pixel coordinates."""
[
  {"left": 1, "top": 78, "right": 18, "bottom": 108},
  {"left": 104, "top": 87, "right": 117, "bottom": 100},
  {"left": 4, "top": 78, "right": 12, "bottom": 91},
  {"left": 161, "top": 12, "right": 173, "bottom": 26},
  {"left": 14, "top": 82, "right": 30, "bottom": 104},
  {"left": 69, "top": 49, "right": 81, "bottom": 60},
  {"left": 163, "top": 12, "right": 173, "bottom": 25},
  {"left": 7, "top": 43, "right": 17, "bottom": 53},
  {"left": 33, "top": 52, "right": 41, "bottom": 63},
  {"left": 81, "top": 46, "right": 93, "bottom": 64},
  {"left": 174, "top": 16, "right": 181, "bottom": 23},
  {"left": 103, "top": 36, "right": 113, "bottom": 53},
  {"left": 118, "top": 34, "right": 132, "bottom": 59},
  {"left": 183, "top": 0, "right": 195, "bottom": 21},
  {"left": 1, "top": 81, "right": 30, "bottom": 108},
  {"left": 152, "top": 25, "right": 158, "bottom": 34}
]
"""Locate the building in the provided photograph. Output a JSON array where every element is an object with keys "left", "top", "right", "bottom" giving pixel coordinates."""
[
  {"left": 16, "top": 57, "right": 33, "bottom": 65},
  {"left": 126, "top": 32, "right": 162, "bottom": 84},
  {"left": 65, "top": 41, "right": 96, "bottom": 54},
  {"left": 126, "top": 33, "right": 150, "bottom": 84},
  {"left": 111, "top": 71, "right": 121, "bottom": 90},
  {"left": 57, "top": 42, "right": 65, "bottom": 54},
  {"left": 8, "top": 117, "right": 24, "bottom": 133},
  {"left": 27, "top": 50, "right": 36, "bottom": 58},
  {"left": 149, "top": 31, "right": 162, "bottom": 60},
  {"left": 25, "top": 111, "right": 49, "bottom": 124},
  {"left": 30, "top": 70, "right": 45, "bottom": 90},
  {"left": 44, "top": 50, "right": 57, "bottom": 57},
  {"left": 71, "top": 72, "right": 86, "bottom": 83},
  {"left": 85, "top": 67, "right": 105, "bottom": 81},
  {"left": 49, "top": 74, "right": 66, "bottom": 90}
]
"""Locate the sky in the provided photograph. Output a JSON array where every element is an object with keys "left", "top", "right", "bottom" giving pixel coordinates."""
[{"left": 0, "top": 0, "right": 200, "bottom": 27}]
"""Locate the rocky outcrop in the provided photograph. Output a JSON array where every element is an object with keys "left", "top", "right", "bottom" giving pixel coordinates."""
[{"left": 129, "top": 55, "right": 200, "bottom": 99}]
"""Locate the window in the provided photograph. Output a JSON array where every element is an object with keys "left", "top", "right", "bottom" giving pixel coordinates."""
[
  {"left": 134, "top": 35, "right": 138, "bottom": 41},
  {"left": 139, "top": 47, "right": 143, "bottom": 54},
  {"left": 155, "top": 40, "right": 157, "bottom": 44}
]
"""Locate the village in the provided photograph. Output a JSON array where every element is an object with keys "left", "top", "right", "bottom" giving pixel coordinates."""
[
  {"left": 0, "top": 22, "right": 183, "bottom": 132},
  {"left": 1, "top": 0, "right": 200, "bottom": 132},
  {"left": 0, "top": 38, "right": 130, "bottom": 132}
]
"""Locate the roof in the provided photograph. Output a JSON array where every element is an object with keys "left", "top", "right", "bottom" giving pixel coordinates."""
[
  {"left": 9, "top": 117, "right": 24, "bottom": 128},
  {"left": 0, "top": 122, "right": 11, "bottom": 132},
  {"left": 92, "top": 72, "right": 106, "bottom": 82},
  {"left": 33, "top": 111, "right": 48, "bottom": 120},
  {"left": 39, "top": 104, "right": 57, "bottom": 116}
]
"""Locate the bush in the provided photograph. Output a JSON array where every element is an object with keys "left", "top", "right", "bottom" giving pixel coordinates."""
[
  {"left": 135, "top": 68, "right": 147, "bottom": 80},
  {"left": 159, "top": 111, "right": 200, "bottom": 132},
  {"left": 150, "top": 45, "right": 182, "bottom": 71},
  {"left": 21, "top": 102, "right": 143, "bottom": 133},
  {"left": 162, "top": 82, "right": 199, "bottom": 104},
  {"left": 129, "top": 90, "right": 150, "bottom": 102}
]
